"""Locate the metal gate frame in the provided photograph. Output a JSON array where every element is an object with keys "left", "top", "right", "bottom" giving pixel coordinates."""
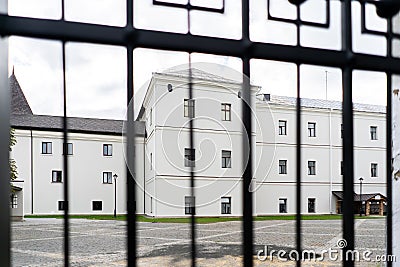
[{"left": 0, "top": 1, "right": 398, "bottom": 267}]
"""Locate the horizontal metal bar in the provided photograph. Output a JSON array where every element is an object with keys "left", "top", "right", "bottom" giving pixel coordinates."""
[
  {"left": 153, "top": 0, "right": 225, "bottom": 13},
  {"left": 2, "top": 15, "right": 400, "bottom": 73},
  {"left": 267, "top": 0, "right": 330, "bottom": 29}
]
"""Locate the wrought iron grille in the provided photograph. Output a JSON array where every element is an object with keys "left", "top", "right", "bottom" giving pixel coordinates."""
[{"left": 0, "top": 0, "right": 398, "bottom": 267}]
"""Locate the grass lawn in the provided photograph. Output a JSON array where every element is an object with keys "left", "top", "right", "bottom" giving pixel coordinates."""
[{"left": 23, "top": 214, "right": 384, "bottom": 223}]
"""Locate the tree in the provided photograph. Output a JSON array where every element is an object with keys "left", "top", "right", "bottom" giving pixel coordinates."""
[{"left": 10, "top": 128, "right": 17, "bottom": 181}]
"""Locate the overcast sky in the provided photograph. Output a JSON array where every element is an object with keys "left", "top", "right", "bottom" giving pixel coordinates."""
[{"left": 7, "top": 0, "right": 395, "bottom": 120}]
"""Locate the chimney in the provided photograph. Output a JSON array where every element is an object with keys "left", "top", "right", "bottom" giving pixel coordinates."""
[{"left": 263, "top": 94, "right": 271, "bottom": 101}]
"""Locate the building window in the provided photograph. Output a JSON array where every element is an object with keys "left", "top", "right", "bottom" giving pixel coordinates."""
[
  {"left": 279, "top": 198, "right": 287, "bottom": 213},
  {"left": 10, "top": 194, "right": 17, "bottom": 209},
  {"left": 185, "top": 196, "right": 195, "bottom": 215},
  {"left": 92, "top": 201, "right": 103, "bottom": 211},
  {"left": 58, "top": 201, "right": 68, "bottom": 211},
  {"left": 149, "top": 108, "right": 152, "bottom": 126},
  {"left": 184, "top": 148, "right": 195, "bottom": 167},
  {"left": 150, "top": 197, "right": 153, "bottom": 213},
  {"left": 150, "top": 153, "right": 153, "bottom": 170},
  {"left": 103, "top": 144, "right": 113, "bottom": 156},
  {"left": 370, "top": 126, "right": 377, "bottom": 140},
  {"left": 184, "top": 99, "right": 195, "bottom": 118},
  {"left": 308, "top": 122, "right": 316, "bottom": 137},
  {"left": 371, "top": 163, "right": 378, "bottom": 177},
  {"left": 221, "top": 103, "right": 231, "bottom": 121},
  {"left": 103, "top": 172, "right": 112, "bottom": 184},
  {"left": 278, "top": 120, "right": 287, "bottom": 135},
  {"left": 308, "top": 161, "right": 316, "bottom": 175},
  {"left": 63, "top": 143, "right": 73, "bottom": 155},
  {"left": 52, "top": 170, "right": 62, "bottom": 183},
  {"left": 222, "top": 150, "right": 231, "bottom": 168},
  {"left": 341, "top": 124, "right": 343, "bottom": 138},
  {"left": 308, "top": 198, "right": 316, "bottom": 213},
  {"left": 221, "top": 197, "right": 231, "bottom": 214},
  {"left": 340, "top": 161, "right": 343, "bottom": 175},
  {"left": 279, "top": 160, "right": 287, "bottom": 174},
  {"left": 42, "top": 142, "right": 52, "bottom": 154}
]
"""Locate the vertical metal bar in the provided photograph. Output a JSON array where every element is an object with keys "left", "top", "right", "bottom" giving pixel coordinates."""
[
  {"left": 295, "top": 67, "right": 302, "bottom": 266},
  {"left": 126, "top": 1, "right": 136, "bottom": 266},
  {"left": 386, "top": 16, "right": 393, "bottom": 267},
  {"left": 342, "top": 70, "right": 354, "bottom": 267},
  {"left": 0, "top": 0, "right": 10, "bottom": 265},
  {"left": 60, "top": 1, "right": 70, "bottom": 266},
  {"left": 188, "top": 55, "right": 196, "bottom": 267},
  {"left": 386, "top": 75, "right": 392, "bottom": 266},
  {"left": 242, "top": 59, "right": 253, "bottom": 267},
  {"left": 127, "top": 0, "right": 133, "bottom": 28},
  {"left": 341, "top": 1, "right": 354, "bottom": 265},
  {"left": 242, "top": 1, "right": 253, "bottom": 266},
  {"left": 295, "top": 4, "right": 302, "bottom": 267},
  {"left": 186, "top": 5, "right": 196, "bottom": 266},
  {"left": 61, "top": 41, "right": 70, "bottom": 267},
  {"left": 127, "top": 49, "right": 136, "bottom": 267}
]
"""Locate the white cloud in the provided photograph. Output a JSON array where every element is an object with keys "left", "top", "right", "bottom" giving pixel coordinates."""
[{"left": 8, "top": 0, "right": 391, "bottom": 120}]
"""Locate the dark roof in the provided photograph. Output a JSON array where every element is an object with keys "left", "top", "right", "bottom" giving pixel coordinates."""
[
  {"left": 9, "top": 72, "right": 145, "bottom": 136},
  {"left": 11, "top": 114, "right": 145, "bottom": 136},
  {"left": 264, "top": 95, "right": 386, "bottom": 114},
  {"left": 332, "top": 191, "right": 386, "bottom": 202},
  {"left": 10, "top": 72, "right": 33, "bottom": 115}
]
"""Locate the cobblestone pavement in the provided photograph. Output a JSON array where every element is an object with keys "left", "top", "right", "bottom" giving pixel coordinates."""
[{"left": 12, "top": 218, "right": 388, "bottom": 266}]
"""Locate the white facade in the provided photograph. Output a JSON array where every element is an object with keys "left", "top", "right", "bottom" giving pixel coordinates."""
[
  {"left": 11, "top": 129, "right": 147, "bottom": 215},
  {"left": 255, "top": 99, "right": 386, "bottom": 215},
  {"left": 138, "top": 70, "right": 386, "bottom": 217},
  {"left": 11, "top": 70, "right": 387, "bottom": 217}
]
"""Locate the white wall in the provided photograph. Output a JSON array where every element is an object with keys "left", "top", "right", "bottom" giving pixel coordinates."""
[
  {"left": 255, "top": 100, "right": 386, "bottom": 215},
  {"left": 142, "top": 74, "right": 257, "bottom": 216},
  {"left": 13, "top": 129, "right": 145, "bottom": 215}
]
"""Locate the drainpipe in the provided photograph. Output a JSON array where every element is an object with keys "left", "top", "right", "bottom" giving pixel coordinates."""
[
  {"left": 30, "top": 129, "right": 34, "bottom": 214},
  {"left": 392, "top": 88, "right": 400, "bottom": 265}
]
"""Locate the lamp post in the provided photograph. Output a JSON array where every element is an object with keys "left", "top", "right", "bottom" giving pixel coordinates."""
[
  {"left": 113, "top": 173, "right": 118, "bottom": 218},
  {"left": 359, "top": 177, "right": 364, "bottom": 217}
]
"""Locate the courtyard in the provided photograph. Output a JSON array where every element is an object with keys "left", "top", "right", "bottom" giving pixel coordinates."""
[{"left": 12, "top": 218, "right": 388, "bottom": 266}]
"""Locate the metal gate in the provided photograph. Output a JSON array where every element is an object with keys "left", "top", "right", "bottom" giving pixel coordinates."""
[{"left": 0, "top": 0, "right": 397, "bottom": 266}]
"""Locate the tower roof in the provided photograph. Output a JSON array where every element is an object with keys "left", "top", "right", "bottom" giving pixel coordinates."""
[{"left": 10, "top": 72, "right": 33, "bottom": 115}]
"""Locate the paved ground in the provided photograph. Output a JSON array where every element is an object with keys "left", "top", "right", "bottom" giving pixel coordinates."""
[{"left": 11, "top": 218, "right": 389, "bottom": 266}]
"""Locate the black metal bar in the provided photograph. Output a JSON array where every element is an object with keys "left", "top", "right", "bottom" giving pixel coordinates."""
[
  {"left": 0, "top": 30, "right": 10, "bottom": 267},
  {"left": 61, "top": 2, "right": 70, "bottom": 266},
  {"left": 127, "top": 0, "right": 133, "bottom": 28},
  {"left": 188, "top": 56, "right": 196, "bottom": 267},
  {"left": 153, "top": 0, "right": 225, "bottom": 14},
  {"left": 4, "top": 15, "right": 400, "bottom": 73},
  {"left": 186, "top": 6, "right": 196, "bottom": 266},
  {"left": 127, "top": 1, "right": 136, "bottom": 266},
  {"left": 360, "top": 1, "right": 400, "bottom": 38},
  {"left": 342, "top": 1, "right": 355, "bottom": 266},
  {"left": 386, "top": 15, "right": 393, "bottom": 267},
  {"left": 242, "top": 1, "right": 253, "bottom": 266},
  {"left": 61, "top": 41, "right": 70, "bottom": 267},
  {"left": 267, "top": 0, "right": 330, "bottom": 28},
  {"left": 127, "top": 46, "right": 136, "bottom": 267},
  {"left": 295, "top": 63, "right": 302, "bottom": 267},
  {"left": 295, "top": 3, "right": 302, "bottom": 266}
]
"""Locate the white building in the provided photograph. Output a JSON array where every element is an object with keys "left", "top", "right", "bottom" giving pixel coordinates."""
[
  {"left": 10, "top": 71, "right": 145, "bottom": 216},
  {"left": 10, "top": 69, "right": 387, "bottom": 217}
]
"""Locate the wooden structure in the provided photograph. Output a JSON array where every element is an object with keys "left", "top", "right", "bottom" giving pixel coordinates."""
[{"left": 333, "top": 191, "right": 386, "bottom": 216}]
